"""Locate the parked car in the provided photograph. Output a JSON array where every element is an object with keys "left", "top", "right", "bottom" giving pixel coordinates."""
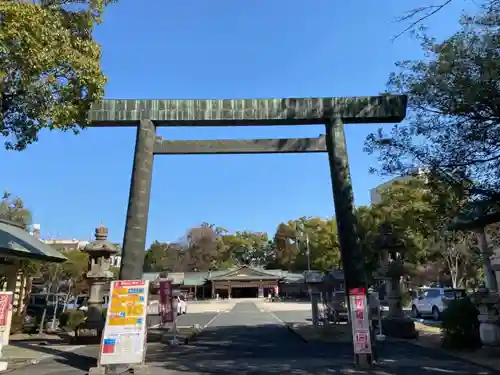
[
  {"left": 64, "top": 294, "right": 88, "bottom": 310},
  {"left": 78, "top": 294, "right": 109, "bottom": 312},
  {"left": 177, "top": 295, "right": 187, "bottom": 315},
  {"left": 411, "top": 287, "right": 467, "bottom": 320},
  {"left": 26, "top": 293, "right": 66, "bottom": 318}
]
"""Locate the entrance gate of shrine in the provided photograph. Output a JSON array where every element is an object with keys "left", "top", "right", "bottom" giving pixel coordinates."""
[
  {"left": 87, "top": 95, "right": 407, "bottom": 292},
  {"left": 87, "top": 95, "right": 407, "bottom": 366}
]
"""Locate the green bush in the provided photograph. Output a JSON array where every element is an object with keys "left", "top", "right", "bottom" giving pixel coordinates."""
[
  {"left": 441, "top": 298, "right": 481, "bottom": 350},
  {"left": 59, "top": 310, "right": 86, "bottom": 332},
  {"left": 58, "top": 311, "right": 70, "bottom": 328},
  {"left": 401, "top": 291, "right": 412, "bottom": 308}
]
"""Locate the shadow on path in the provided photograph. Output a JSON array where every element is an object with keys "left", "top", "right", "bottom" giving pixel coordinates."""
[
  {"left": 147, "top": 324, "right": 493, "bottom": 375},
  {"left": 9, "top": 341, "right": 97, "bottom": 372}
]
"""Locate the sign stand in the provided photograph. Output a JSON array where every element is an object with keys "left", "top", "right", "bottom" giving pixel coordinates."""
[
  {"left": 170, "top": 312, "right": 180, "bottom": 346},
  {"left": 159, "top": 280, "right": 179, "bottom": 346},
  {"left": 89, "top": 280, "right": 150, "bottom": 375},
  {"left": 348, "top": 288, "right": 373, "bottom": 368}
]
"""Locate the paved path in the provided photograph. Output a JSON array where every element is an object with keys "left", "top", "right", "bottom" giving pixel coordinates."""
[
  {"left": 148, "top": 301, "right": 495, "bottom": 374},
  {"left": 6, "top": 301, "right": 498, "bottom": 375}
]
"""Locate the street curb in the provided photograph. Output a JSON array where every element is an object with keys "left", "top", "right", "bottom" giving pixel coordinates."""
[{"left": 389, "top": 337, "right": 500, "bottom": 375}]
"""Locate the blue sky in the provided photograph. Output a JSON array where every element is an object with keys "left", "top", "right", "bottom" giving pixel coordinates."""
[{"left": 0, "top": 0, "right": 476, "bottom": 245}]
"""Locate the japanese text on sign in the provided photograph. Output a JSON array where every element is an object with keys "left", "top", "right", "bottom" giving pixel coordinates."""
[
  {"left": 159, "top": 280, "right": 174, "bottom": 324},
  {"left": 99, "top": 280, "right": 149, "bottom": 366},
  {"left": 0, "top": 293, "right": 11, "bottom": 328},
  {"left": 348, "top": 288, "right": 372, "bottom": 355}
]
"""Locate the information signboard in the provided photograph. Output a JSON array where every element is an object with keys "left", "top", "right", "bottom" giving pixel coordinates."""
[
  {"left": 159, "top": 279, "right": 174, "bottom": 324},
  {"left": 99, "top": 280, "right": 149, "bottom": 366},
  {"left": 348, "top": 288, "right": 372, "bottom": 355}
]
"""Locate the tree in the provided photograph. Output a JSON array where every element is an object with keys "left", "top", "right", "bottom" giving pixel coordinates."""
[
  {"left": 365, "top": 4, "right": 500, "bottom": 196},
  {"left": 144, "top": 242, "right": 170, "bottom": 272},
  {"left": 181, "top": 223, "right": 226, "bottom": 271},
  {"left": 442, "top": 234, "right": 475, "bottom": 288},
  {"left": 0, "top": 191, "right": 32, "bottom": 227},
  {"left": 272, "top": 217, "right": 341, "bottom": 272},
  {"left": 0, "top": 0, "right": 114, "bottom": 150},
  {"left": 362, "top": 178, "right": 437, "bottom": 267},
  {"left": 394, "top": 0, "right": 500, "bottom": 39},
  {"left": 360, "top": 175, "right": 482, "bottom": 287},
  {"left": 37, "top": 248, "right": 88, "bottom": 294},
  {"left": 0, "top": 192, "right": 33, "bottom": 294},
  {"left": 143, "top": 241, "right": 186, "bottom": 272},
  {"left": 220, "top": 231, "right": 270, "bottom": 267},
  {"left": 273, "top": 222, "right": 299, "bottom": 270}
]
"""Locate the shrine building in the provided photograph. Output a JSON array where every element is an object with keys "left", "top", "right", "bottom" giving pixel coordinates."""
[{"left": 144, "top": 265, "right": 311, "bottom": 299}]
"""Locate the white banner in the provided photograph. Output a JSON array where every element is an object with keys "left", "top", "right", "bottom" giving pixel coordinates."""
[{"left": 99, "top": 280, "right": 150, "bottom": 366}]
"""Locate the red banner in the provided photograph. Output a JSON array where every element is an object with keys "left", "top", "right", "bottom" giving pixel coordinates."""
[
  {"left": 0, "top": 293, "right": 12, "bottom": 327},
  {"left": 159, "top": 280, "right": 174, "bottom": 323}
]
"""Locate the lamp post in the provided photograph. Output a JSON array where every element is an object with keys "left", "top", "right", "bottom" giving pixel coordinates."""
[
  {"left": 297, "top": 226, "right": 318, "bottom": 326},
  {"left": 296, "top": 225, "right": 311, "bottom": 271}
]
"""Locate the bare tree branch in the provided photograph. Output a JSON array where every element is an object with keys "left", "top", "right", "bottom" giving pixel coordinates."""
[{"left": 393, "top": 0, "right": 455, "bottom": 41}]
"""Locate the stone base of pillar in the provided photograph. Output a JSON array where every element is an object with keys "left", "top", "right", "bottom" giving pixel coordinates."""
[
  {"left": 381, "top": 316, "right": 417, "bottom": 339},
  {"left": 88, "top": 366, "right": 106, "bottom": 375},
  {"left": 89, "top": 364, "right": 149, "bottom": 375},
  {"left": 479, "top": 321, "right": 500, "bottom": 346}
]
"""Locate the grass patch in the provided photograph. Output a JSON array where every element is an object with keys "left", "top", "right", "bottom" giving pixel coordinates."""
[{"left": 415, "top": 322, "right": 441, "bottom": 334}]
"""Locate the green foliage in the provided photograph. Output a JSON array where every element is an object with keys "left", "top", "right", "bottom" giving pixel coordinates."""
[
  {"left": 441, "top": 298, "right": 481, "bottom": 350},
  {"left": 111, "top": 267, "right": 120, "bottom": 279},
  {"left": 272, "top": 217, "right": 340, "bottom": 271},
  {"left": 59, "top": 309, "right": 86, "bottom": 332},
  {"left": 0, "top": 0, "right": 115, "bottom": 150},
  {"left": 220, "top": 231, "right": 271, "bottom": 267},
  {"left": 0, "top": 191, "right": 32, "bottom": 227},
  {"left": 38, "top": 248, "right": 88, "bottom": 292},
  {"left": 365, "top": 3, "right": 500, "bottom": 195},
  {"left": 357, "top": 175, "right": 482, "bottom": 287},
  {"left": 400, "top": 291, "right": 412, "bottom": 308}
]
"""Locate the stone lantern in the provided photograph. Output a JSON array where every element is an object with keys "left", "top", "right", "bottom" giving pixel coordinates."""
[
  {"left": 451, "top": 198, "right": 500, "bottom": 348},
  {"left": 82, "top": 225, "right": 120, "bottom": 335},
  {"left": 376, "top": 223, "right": 417, "bottom": 338}
]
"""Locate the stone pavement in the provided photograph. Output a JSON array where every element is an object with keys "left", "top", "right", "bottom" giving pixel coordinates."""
[
  {"left": 5, "top": 300, "right": 499, "bottom": 374},
  {"left": 147, "top": 301, "right": 494, "bottom": 374},
  {"left": 255, "top": 300, "right": 313, "bottom": 312},
  {"left": 0, "top": 343, "right": 97, "bottom": 374}
]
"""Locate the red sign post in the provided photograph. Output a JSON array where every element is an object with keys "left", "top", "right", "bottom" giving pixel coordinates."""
[
  {"left": 348, "top": 288, "right": 372, "bottom": 356},
  {"left": 0, "top": 294, "right": 11, "bottom": 328},
  {"left": 159, "top": 280, "right": 174, "bottom": 324}
]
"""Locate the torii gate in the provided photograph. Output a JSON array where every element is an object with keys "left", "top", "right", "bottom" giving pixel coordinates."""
[{"left": 87, "top": 95, "right": 406, "bottom": 288}]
